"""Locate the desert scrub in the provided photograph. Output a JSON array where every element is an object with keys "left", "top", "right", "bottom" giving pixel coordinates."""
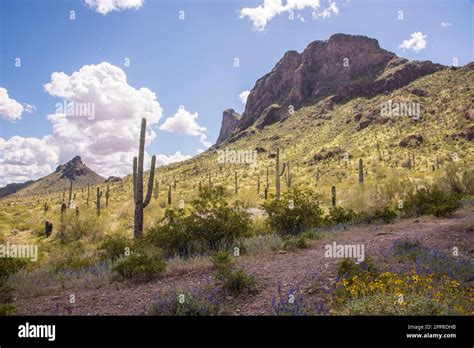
[
  {"left": 145, "top": 187, "right": 252, "bottom": 257},
  {"left": 98, "top": 233, "right": 132, "bottom": 261},
  {"left": 150, "top": 288, "right": 219, "bottom": 316},
  {"left": 238, "top": 234, "right": 283, "bottom": 255},
  {"left": 282, "top": 234, "right": 310, "bottom": 251},
  {"left": 402, "top": 185, "right": 461, "bottom": 217},
  {"left": 211, "top": 251, "right": 257, "bottom": 295},
  {"left": 332, "top": 271, "right": 473, "bottom": 315},
  {"left": 262, "top": 188, "right": 323, "bottom": 235},
  {"left": 56, "top": 212, "right": 104, "bottom": 244},
  {"left": 112, "top": 252, "right": 166, "bottom": 283}
]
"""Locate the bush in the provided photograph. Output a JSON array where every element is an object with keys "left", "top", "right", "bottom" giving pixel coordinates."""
[
  {"left": 56, "top": 213, "right": 103, "bottom": 244},
  {"left": 150, "top": 289, "right": 219, "bottom": 316},
  {"left": 211, "top": 251, "right": 257, "bottom": 295},
  {"left": 325, "top": 206, "right": 358, "bottom": 225},
  {"left": 371, "top": 206, "right": 397, "bottom": 223},
  {"left": 145, "top": 187, "right": 252, "bottom": 256},
  {"left": 112, "top": 252, "right": 166, "bottom": 283},
  {"left": 337, "top": 257, "right": 377, "bottom": 280},
  {"left": 0, "top": 303, "right": 16, "bottom": 315},
  {"left": 98, "top": 234, "right": 131, "bottom": 261},
  {"left": 403, "top": 186, "right": 461, "bottom": 217},
  {"left": 0, "top": 257, "right": 26, "bottom": 280},
  {"left": 262, "top": 188, "right": 323, "bottom": 235},
  {"left": 283, "top": 235, "right": 309, "bottom": 251},
  {"left": 48, "top": 242, "right": 97, "bottom": 272}
]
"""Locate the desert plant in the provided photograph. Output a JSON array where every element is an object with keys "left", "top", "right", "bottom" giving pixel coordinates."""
[
  {"left": 112, "top": 252, "right": 166, "bottom": 282},
  {"left": 132, "top": 117, "right": 156, "bottom": 238},
  {"left": 263, "top": 188, "right": 323, "bottom": 235}
]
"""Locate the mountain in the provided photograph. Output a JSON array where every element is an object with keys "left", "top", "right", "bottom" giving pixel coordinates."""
[
  {"left": 1, "top": 156, "right": 105, "bottom": 197},
  {"left": 217, "top": 33, "right": 444, "bottom": 145}
]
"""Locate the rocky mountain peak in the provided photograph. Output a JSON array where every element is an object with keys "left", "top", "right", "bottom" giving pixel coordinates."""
[
  {"left": 55, "top": 156, "right": 96, "bottom": 180},
  {"left": 215, "top": 33, "right": 444, "bottom": 145}
]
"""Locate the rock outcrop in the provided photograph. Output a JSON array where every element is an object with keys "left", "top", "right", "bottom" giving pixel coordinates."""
[
  {"left": 216, "top": 109, "right": 242, "bottom": 145},
  {"left": 215, "top": 33, "right": 444, "bottom": 145}
]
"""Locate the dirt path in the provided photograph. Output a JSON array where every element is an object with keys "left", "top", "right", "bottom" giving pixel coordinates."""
[{"left": 15, "top": 206, "right": 474, "bottom": 315}]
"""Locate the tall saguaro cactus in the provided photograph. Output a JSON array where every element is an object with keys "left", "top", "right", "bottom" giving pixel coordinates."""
[
  {"left": 68, "top": 180, "right": 73, "bottom": 207},
  {"left": 96, "top": 187, "right": 102, "bottom": 216},
  {"left": 331, "top": 186, "right": 337, "bottom": 207},
  {"left": 133, "top": 118, "right": 156, "bottom": 238},
  {"left": 275, "top": 148, "right": 286, "bottom": 200},
  {"left": 358, "top": 159, "right": 364, "bottom": 184}
]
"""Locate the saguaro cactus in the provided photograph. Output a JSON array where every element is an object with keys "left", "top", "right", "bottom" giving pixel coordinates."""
[
  {"left": 331, "top": 186, "right": 336, "bottom": 206},
  {"left": 275, "top": 148, "right": 286, "bottom": 200},
  {"left": 234, "top": 171, "right": 241, "bottom": 195},
  {"left": 44, "top": 220, "right": 53, "bottom": 237},
  {"left": 105, "top": 184, "right": 110, "bottom": 207},
  {"left": 284, "top": 161, "right": 292, "bottom": 188},
  {"left": 86, "top": 184, "right": 90, "bottom": 206},
  {"left": 96, "top": 187, "right": 102, "bottom": 216},
  {"left": 264, "top": 167, "right": 269, "bottom": 199},
  {"left": 359, "top": 159, "right": 364, "bottom": 184},
  {"left": 44, "top": 202, "right": 48, "bottom": 213},
  {"left": 257, "top": 175, "right": 260, "bottom": 194},
  {"left": 133, "top": 118, "right": 156, "bottom": 238},
  {"left": 60, "top": 202, "right": 67, "bottom": 223},
  {"left": 168, "top": 185, "right": 172, "bottom": 205},
  {"left": 68, "top": 180, "right": 73, "bottom": 207}
]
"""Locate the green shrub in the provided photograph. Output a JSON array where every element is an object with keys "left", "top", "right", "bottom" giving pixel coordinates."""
[
  {"left": 337, "top": 257, "right": 377, "bottom": 280},
  {"left": 145, "top": 187, "right": 251, "bottom": 256},
  {"left": 0, "top": 257, "right": 26, "bottom": 280},
  {"left": 0, "top": 303, "right": 16, "bottom": 315},
  {"left": 56, "top": 213, "right": 103, "bottom": 244},
  {"left": 112, "top": 253, "right": 166, "bottom": 282},
  {"left": 211, "top": 251, "right": 257, "bottom": 295},
  {"left": 325, "top": 206, "right": 358, "bottom": 225},
  {"left": 220, "top": 269, "right": 257, "bottom": 294},
  {"left": 371, "top": 206, "right": 397, "bottom": 223},
  {"left": 262, "top": 188, "right": 323, "bottom": 235},
  {"left": 283, "top": 235, "right": 309, "bottom": 251},
  {"left": 0, "top": 282, "right": 14, "bottom": 303},
  {"left": 150, "top": 290, "right": 218, "bottom": 316},
  {"left": 98, "top": 234, "right": 131, "bottom": 261},
  {"left": 49, "top": 242, "right": 97, "bottom": 271},
  {"left": 403, "top": 186, "right": 461, "bottom": 217}
]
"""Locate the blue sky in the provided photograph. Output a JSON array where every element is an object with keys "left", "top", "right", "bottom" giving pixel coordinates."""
[{"left": 0, "top": 0, "right": 472, "bottom": 184}]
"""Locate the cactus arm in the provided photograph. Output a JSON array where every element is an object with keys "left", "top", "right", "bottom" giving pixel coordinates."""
[
  {"left": 279, "top": 162, "right": 286, "bottom": 177},
  {"left": 143, "top": 155, "right": 156, "bottom": 208}
]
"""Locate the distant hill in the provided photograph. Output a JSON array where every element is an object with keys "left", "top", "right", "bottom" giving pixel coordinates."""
[{"left": 0, "top": 156, "right": 105, "bottom": 198}]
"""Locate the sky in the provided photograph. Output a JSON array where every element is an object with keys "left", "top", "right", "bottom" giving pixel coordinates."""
[{"left": 0, "top": 0, "right": 472, "bottom": 185}]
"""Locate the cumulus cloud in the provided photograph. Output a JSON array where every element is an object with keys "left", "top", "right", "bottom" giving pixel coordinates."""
[
  {"left": 0, "top": 62, "right": 172, "bottom": 185},
  {"left": 398, "top": 32, "right": 427, "bottom": 53},
  {"left": 0, "top": 87, "right": 27, "bottom": 121},
  {"left": 239, "top": 0, "right": 340, "bottom": 31},
  {"left": 239, "top": 90, "right": 250, "bottom": 104},
  {"left": 84, "top": 0, "right": 144, "bottom": 15},
  {"left": 155, "top": 151, "right": 192, "bottom": 166},
  {"left": 160, "top": 106, "right": 211, "bottom": 148}
]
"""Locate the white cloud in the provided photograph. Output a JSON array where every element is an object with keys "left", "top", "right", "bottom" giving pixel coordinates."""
[
  {"left": 160, "top": 106, "right": 211, "bottom": 148},
  {"left": 0, "top": 87, "right": 25, "bottom": 121},
  {"left": 398, "top": 32, "right": 427, "bottom": 53},
  {"left": 239, "top": 90, "right": 250, "bottom": 104},
  {"left": 240, "top": 0, "right": 340, "bottom": 31},
  {"left": 0, "top": 62, "right": 168, "bottom": 185},
  {"left": 313, "top": 1, "right": 338, "bottom": 18},
  {"left": 155, "top": 151, "right": 192, "bottom": 167},
  {"left": 84, "top": 0, "right": 144, "bottom": 15},
  {"left": 440, "top": 22, "right": 452, "bottom": 27}
]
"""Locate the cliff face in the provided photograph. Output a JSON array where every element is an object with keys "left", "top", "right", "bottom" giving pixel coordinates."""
[
  {"left": 216, "top": 109, "right": 242, "bottom": 145},
  {"left": 215, "top": 33, "right": 444, "bottom": 145}
]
